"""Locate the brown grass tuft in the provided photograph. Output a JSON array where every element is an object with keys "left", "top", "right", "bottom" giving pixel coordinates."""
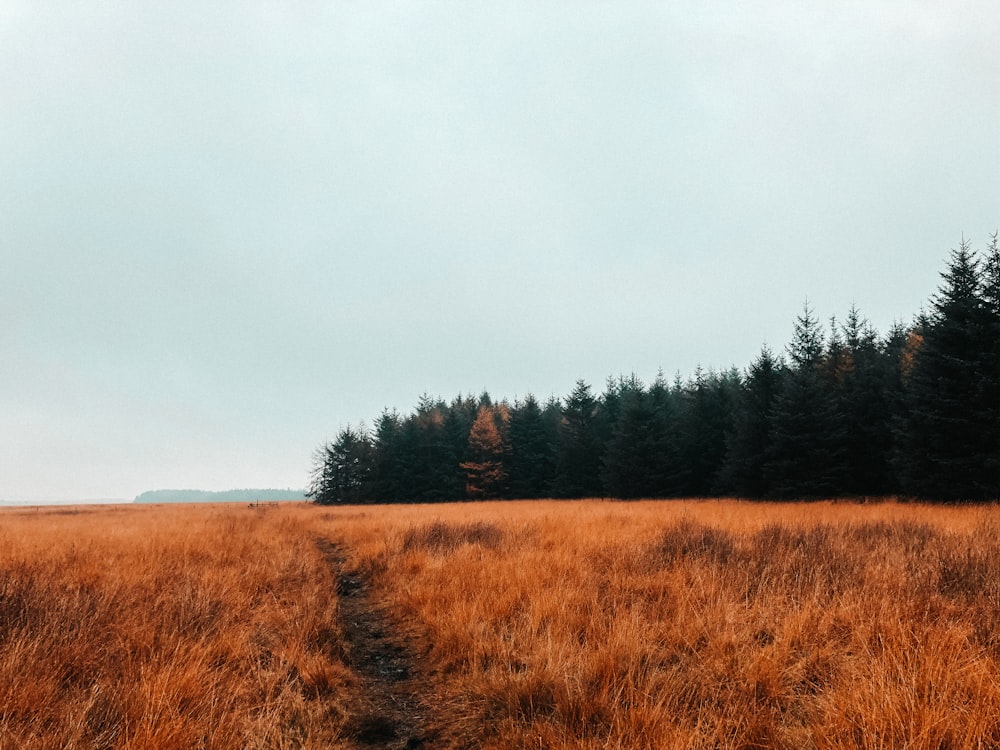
[
  {"left": 401, "top": 520, "right": 504, "bottom": 554},
  {"left": 654, "top": 518, "right": 736, "bottom": 564}
]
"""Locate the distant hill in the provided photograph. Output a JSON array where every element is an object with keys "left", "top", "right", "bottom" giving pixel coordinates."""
[{"left": 133, "top": 489, "right": 309, "bottom": 504}]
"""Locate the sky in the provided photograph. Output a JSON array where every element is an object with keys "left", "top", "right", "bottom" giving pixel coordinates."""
[{"left": 1, "top": 2, "right": 998, "bottom": 502}]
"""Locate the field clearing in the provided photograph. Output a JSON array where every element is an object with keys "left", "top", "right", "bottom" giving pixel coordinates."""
[
  {"left": 0, "top": 503, "right": 355, "bottom": 749},
  {"left": 3, "top": 499, "right": 1000, "bottom": 748}
]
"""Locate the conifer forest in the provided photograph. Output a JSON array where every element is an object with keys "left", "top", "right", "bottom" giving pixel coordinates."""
[{"left": 309, "top": 237, "right": 1000, "bottom": 504}]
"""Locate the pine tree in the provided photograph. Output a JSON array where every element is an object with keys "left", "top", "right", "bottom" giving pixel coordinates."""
[
  {"left": 598, "top": 374, "right": 642, "bottom": 451},
  {"left": 718, "top": 345, "right": 784, "bottom": 497},
  {"left": 601, "top": 381, "right": 669, "bottom": 498},
  {"left": 443, "top": 395, "right": 479, "bottom": 499},
  {"left": 765, "top": 304, "right": 849, "bottom": 498},
  {"left": 646, "top": 370, "right": 684, "bottom": 496},
  {"left": 370, "top": 409, "right": 404, "bottom": 501},
  {"left": 981, "top": 234, "right": 1000, "bottom": 496},
  {"left": 674, "top": 368, "right": 738, "bottom": 496},
  {"left": 507, "top": 395, "right": 558, "bottom": 498},
  {"left": 397, "top": 395, "right": 461, "bottom": 502},
  {"left": 837, "top": 306, "right": 898, "bottom": 495},
  {"left": 307, "top": 443, "right": 336, "bottom": 505},
  {"left": 896, "top": 241, "right": 993, "bottom": 500},
  {"left": 553, "top": 380, "right": 603, "bottom": 498},
  {"left": 307, "top": 425, "right": 374, "bottom": 505}
]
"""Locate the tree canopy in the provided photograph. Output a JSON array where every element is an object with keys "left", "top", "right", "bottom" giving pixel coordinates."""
[{"left": 309, "top": 237, "right": 1000, "bottom": 504}]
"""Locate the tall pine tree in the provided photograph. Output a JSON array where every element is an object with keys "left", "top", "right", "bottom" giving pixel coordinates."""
[
  {"left": 602, "top": 380, "right": 670, "bottom": 498},
  {"left": 507, "top": 395, "right": 558, "bottom": 498},
  {"left": 895, "top": 240, "right": 993, "bottom": 500},
  {"left": 308, "top": 425, "right": 374, "bottom": 505},
  {"left": 370, "top": 409, "right": 404, "bottom": 501},
  {"left": 553, "top": 380, "right": 603, "bottom": 498},
  {"left": 674, "top": 368, "right": 738, "bottom": 496},
  {"left": 837, "top": 306, "right": 899, "bottom": 495},
  {"left": 981, "top": 234, "right": 1000, "bottom": 494},
  {"left": 765, "top": 304, "right": 848, "bottom": 498},
  {"left": 718, "top": 345, "right": 784, "bottom": 497}
]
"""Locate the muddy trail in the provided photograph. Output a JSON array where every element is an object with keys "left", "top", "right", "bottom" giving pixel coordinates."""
[{"left": 316, "top": 539, "right": 437, "bottom": 750}]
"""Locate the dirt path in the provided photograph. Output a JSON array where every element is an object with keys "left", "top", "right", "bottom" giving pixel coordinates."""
[{"left": 315, "top": 539, "right": 435, "bottom": 750}]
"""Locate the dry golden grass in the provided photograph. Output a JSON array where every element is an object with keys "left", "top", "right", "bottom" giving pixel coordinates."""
[
  {"left": 0, "top": 503, "right": 354, "bottom": 750},
  {"left": 317, "top": 499, "right": 1000, "bottom": 749},
  {"left": 5, "top": 499, "right": 1000, "bottom": 749}
]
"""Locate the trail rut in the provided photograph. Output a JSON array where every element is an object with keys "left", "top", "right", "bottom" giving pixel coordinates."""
[{"left": 316, "top": 538, "right": 435, "bottom": 750}]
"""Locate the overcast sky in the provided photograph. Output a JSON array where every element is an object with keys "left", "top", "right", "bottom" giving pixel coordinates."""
[{"left": 2, "top": 2, "right": 998, "bottom": 501}]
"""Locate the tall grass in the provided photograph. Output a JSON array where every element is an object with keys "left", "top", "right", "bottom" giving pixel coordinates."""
[
  {"left": 0, "top": 504, "right": 353, "bottom": 749},
  {"left": 6, "top": 499, "right": 1000, "bottom": 748},
  {"left": 319, "top": 500, "right": 1000, "bottom": 749}
]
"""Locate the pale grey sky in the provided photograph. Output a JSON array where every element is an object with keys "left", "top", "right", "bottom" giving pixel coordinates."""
[{"left": 2, "top": 2, "right": 998, "bottom": 501}]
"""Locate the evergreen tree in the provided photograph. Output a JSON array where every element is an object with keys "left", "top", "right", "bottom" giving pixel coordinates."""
[
  {"left": 442, "top": 395, "right": 478, "bottom": 499},
  {"left": 598, "top": 374, "right": 642, "bottom": 451},
  {"left": 307, "top": 425, "right": 374, "bottom": 505},
  {"left": 895, "top": 241, "right": 993, "bottom": 500},
  {"left": 648, "top": 369, "right": 684, "bottom": 496},
  {"left": 718, "top": 345, "right": 784, "bottom": 497},
  {"left": 823, "top": 315, "right": 850, "bottom": 385},
  {"left": 601, "top": 381, "right": 670, "bottom": 498},
  {"left": 836, "top": 306, "right": 898, "bottom": 495},
  {"left": 370, "top": 409, "right": 404, "bottom": 501},
  {"left": 553, "top": 380, "right": 603, "bottom": 498},
  {"left": 674, "top": 368, "right": 738, "bottom": 496},
  {"left": 396, "top": 395, "right": 461, "bottom": 502},
  {"left": 307, "top": 443, "right": 336, "bottom": 505},
  {"left": 981, "top": 234, "right": 1000, "bottom": 495},
  {"left": 507, "top": 395, "right": 558, "bottom": 498},
  {"left": 765, "top": 304, "right": 849, "bottom": 498}
]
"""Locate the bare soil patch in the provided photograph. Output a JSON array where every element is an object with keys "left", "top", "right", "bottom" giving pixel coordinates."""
[{"left": 316, "top": 538, "right": 435, "bottom": 750}]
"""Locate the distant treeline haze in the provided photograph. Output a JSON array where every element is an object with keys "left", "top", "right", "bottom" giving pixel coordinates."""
[
  {"left": 134, "top": 489, "right": 309, "bottom": 504},
  {"left": 310, "top": 237, "right": 1000, "bottom": 504}
]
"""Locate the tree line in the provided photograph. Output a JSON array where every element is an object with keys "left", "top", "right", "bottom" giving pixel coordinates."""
[{"left": 309, "top": 237, "right": 1000, "bottom": 504}]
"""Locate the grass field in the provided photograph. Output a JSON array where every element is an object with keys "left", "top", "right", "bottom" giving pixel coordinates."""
[
  {"left": 3, "top": 499, "right": 1000, "bottom": 748},
  {"left": 0, "top": 504, "right": 354, "bottom": 749}
]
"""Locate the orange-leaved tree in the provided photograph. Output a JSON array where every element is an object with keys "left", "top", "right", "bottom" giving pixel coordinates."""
[{"left": 460, "top": 404, "right": 509, "bottom": 498}]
